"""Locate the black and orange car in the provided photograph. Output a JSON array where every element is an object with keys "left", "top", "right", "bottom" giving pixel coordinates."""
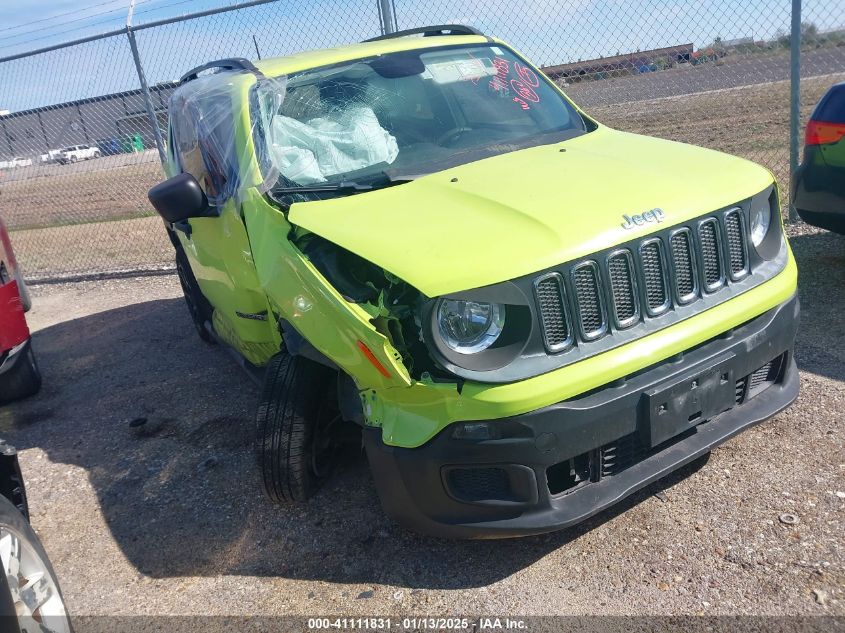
[{"left": 792, "top": 81, "right": 845, "bottom": 234}]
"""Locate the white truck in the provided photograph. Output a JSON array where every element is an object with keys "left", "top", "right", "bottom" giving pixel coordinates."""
[
  {"left": 39, "top": 149, "right": 64, "bottom": 164},
  {"left": 0, "top": 157, "right": 33, "bottom": 169},
  {"left": 59, "top": 144, "right": 100, "bottom": 163}
]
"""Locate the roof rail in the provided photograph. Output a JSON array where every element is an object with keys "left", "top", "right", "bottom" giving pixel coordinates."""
[
  {"left": 180, "top": 58, "right": 264, "bottom": 84},
  {"left": 363, "top": 24, "right": 484, "bottom": 43}
]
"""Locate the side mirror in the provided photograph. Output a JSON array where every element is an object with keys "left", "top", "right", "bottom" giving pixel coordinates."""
[{"left": 147, "top": 173, "right": 210, "bottom": 224}]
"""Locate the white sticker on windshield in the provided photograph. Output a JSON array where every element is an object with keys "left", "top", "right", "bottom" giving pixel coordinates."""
[
  {"left": 427, "top": 57, "right": 495, "bottom": 84},
  {"left": 491, "top": 46, "right": 504, "bottom": 56}
]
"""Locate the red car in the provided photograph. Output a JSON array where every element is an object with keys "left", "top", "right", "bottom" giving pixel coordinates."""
[{"left": 0, "top": 216, "right": 40, "bottom": 404}]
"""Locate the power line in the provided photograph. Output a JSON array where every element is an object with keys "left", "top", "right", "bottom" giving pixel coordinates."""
[
  {"left": 0, "top": 0, "right": 218, "bottom": 47},
  {"left": 0, "top": 0, "right": 128, "bottom": 35},
  {"left": 0, "top": 10, "right": 133, "bottom": 51},
  {"left": 134, "top": 0, "right": 226, "bottom": 19}
]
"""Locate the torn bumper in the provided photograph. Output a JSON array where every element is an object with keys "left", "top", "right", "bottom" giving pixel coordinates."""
[{"left": 364, "top": 294, "right": 800, "bottom": 538}]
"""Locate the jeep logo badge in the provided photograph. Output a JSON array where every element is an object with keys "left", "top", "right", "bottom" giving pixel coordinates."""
[{"left": 621, "top": 208, "right": 665, "bottom": 230}]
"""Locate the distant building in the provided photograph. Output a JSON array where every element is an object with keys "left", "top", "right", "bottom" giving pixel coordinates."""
[
  {"left": 0, "top": 83, "right": 177, "bottom": 159},
  {"left": 721, "top": 36, "right": 755, "bottom": 48},
  {"left": 541, "top": 43, "right": 694, "bottom": 82}
]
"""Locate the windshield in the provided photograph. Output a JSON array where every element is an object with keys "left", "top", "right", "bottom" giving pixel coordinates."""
[{"left": 251, "top": 44, "right": 589, "bottom": 198}]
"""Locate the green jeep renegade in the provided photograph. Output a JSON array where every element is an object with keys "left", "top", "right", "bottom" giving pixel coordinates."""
[{"left": 148, "top": 25, "right": 799, "bottom": 538}]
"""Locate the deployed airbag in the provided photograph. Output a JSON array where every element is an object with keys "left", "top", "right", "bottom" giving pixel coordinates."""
[{"left": 269, "top": 106, "right": 398, "bottom": 184}]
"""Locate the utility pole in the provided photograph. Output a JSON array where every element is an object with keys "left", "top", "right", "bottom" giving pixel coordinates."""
[
  {"left": 126, "top": 0, "right": 167, "bottom": 164},
  {"left": 378, "top": 0, "right": 396, "bottom": 34},
  {"left": 788, "top": 0, "right": 801, "bottom": 223}
]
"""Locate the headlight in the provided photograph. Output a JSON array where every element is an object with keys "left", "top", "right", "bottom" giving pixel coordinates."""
[
  {"left": 436, "top": 299, "right": 505, "bottom": 354},
  {"left": 749, "top": 189, "right": 772, "bottom": 247}
]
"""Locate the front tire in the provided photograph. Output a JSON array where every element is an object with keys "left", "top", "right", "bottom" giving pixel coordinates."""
[
  {"left": 0, "top": 495, "right": 71, "bottom": 633},
  {"left": 256, "top": 354, "right": 340, "bottom": 502},
  {"left": 175, "top": 247, "right": 213, "bottom": 343},
  {"left": 0, "top": 343, "right": 41, "bottom": 405}
]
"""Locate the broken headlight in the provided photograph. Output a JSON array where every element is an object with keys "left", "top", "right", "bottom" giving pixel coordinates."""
[{"left": 436, "top": 299, "right": 506, "bottom": 354}]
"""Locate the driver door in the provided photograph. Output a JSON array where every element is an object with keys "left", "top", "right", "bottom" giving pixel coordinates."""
[{"left": 167, "top": 89, "right": 277, "bottom": 365}]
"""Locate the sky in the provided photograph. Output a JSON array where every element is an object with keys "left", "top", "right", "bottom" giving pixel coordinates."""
[{"left": 1, "top": 0, "right": 844, "bottom": 112}]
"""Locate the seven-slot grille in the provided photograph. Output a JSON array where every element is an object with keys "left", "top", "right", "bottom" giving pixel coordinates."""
[
  {"left": 572, "top": 262, "right": 606, "bottom": 340},
  {"left": 536, "top": 209, "right": 749, "bottom": 353},
  {"left": 535, "top": 274, "right": 570, "bottom": 351},
  {"left": 724, "top": 210, "right": 749, "bottom": 279}
]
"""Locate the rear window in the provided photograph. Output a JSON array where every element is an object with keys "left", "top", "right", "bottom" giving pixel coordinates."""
[{"left": 814, "top": 84, "right": 845, "bottom": 123}]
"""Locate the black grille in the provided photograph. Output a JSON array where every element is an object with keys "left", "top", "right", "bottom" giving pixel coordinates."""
[
  {"left": 735, "top": 353, "right": 786, "bottom": 404},
  {"left": 608, "top": 251, "right": 638, "bottom": 326},
  {"left": 573, "top": 263, "right": 605, "bottom": 338},
  {"left": 446, "top": 467, "right": 512, "bottom": 502},
  {"left": 699, "top": 220, "right": 723, "bottom": 290},
  {"left": 735, "top": 376, "right": 748, "bottom": 404},
  {"left": 534, "top": 210, "right": 749, "bottom": 349},
  {"left": 670, "top": 230, "right": 696, "bottom": 302},
  {"left": 724, "top": 210, "right": 748, "bottom": 278},
  {"left": 640, "top": 241, "right": 669, "bottom": 314},
  {"left": 534, "top": 275, "right": 570, "bottom": 351},
  {"left": 601, "top": 434, "right": 648, "bottom": 478}
]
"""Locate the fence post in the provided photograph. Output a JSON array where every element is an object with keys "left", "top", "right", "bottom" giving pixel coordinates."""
[
  {"left": 788, "top": 0, "right": 801, "bottom": 223},
  {"left": 378, "top": 0, "right": 397, "bottom": 34},
  {"left": 126, "top": 0, "right": 167, "bottom": 165}
]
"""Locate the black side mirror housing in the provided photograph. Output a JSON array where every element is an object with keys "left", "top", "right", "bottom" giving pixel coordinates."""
[{"left": 148, "top": 173, "right": 210, "bottom": 224}]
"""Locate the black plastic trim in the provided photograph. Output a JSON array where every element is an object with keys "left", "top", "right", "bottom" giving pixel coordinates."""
[
  {"left": 180, "top": 57, "right": 264, "bottom": 84},
  {"left": 363, "top": 24, "right": 484, "bottom": 43}
]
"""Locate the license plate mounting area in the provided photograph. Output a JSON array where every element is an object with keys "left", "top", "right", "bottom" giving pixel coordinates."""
[{"left": 641, "top": 353, "right": 737, "bottom": 448}]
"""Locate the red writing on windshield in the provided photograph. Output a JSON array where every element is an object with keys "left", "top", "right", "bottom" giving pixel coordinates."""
[
  {"left": 489, "top": 57, "right": 510, "bottom": 92},
  {"left": 510, "top": 61, "right": 540, "bottom": 105},
  {"left": 488, "top": 57, "right": 541, "bottom": 110}
]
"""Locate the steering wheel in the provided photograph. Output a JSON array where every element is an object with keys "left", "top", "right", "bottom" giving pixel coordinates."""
[{"left": 436, "top": 126, "right": 472, "bottom": 147}]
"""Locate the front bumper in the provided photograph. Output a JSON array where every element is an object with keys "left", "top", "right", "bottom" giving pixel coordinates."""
[{"left": 364, "top": 294, "right": 800, "bottom": 538}]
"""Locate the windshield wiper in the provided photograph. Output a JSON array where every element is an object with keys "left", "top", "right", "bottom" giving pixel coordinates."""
[
  {"left": 272, "top": 181, "right": 383, "bottom": 195},
  {"left": 271, "top": 173, "right": 419, "bottom": 197}
]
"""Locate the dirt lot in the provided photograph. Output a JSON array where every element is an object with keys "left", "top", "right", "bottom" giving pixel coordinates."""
[
  {"left": 566, "top": 47, "right": 845, "bottom": 108},
  {"left": 592, "top": 71, "right": 845, "bottom": 199},
  {"left": 1, "top": 151, "right": 162, "bottom": 230},
  {"left": 0, "top": 224, "right": 842, "bottom": 621}
]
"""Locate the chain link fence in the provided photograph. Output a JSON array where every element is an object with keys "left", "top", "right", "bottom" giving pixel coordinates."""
[{"left": 0, "top": 0, "right": 843, "bottom": 282}]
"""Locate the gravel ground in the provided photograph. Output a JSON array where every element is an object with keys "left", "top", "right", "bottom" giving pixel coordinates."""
[{"left": 0, "top": 225, "right": 842, "bottom": 620}]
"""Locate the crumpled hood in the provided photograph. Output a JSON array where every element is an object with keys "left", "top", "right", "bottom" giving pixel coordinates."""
[{"left": 289, "top": 127, "right": 774, "bottom": 297}]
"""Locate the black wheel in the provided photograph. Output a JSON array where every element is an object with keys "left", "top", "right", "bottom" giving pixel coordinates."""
[
  {"left": 256, "top": 353, "right": 341, "bottom": 502},
  {"left": 0, "top": 343, "right": 41, "bottom": 405},
  {"left": 0, "top": 495, "right": 72, "bottom": 632},
  {"left": 175, "top": 247, "right": 214, "bottom": 343}
]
